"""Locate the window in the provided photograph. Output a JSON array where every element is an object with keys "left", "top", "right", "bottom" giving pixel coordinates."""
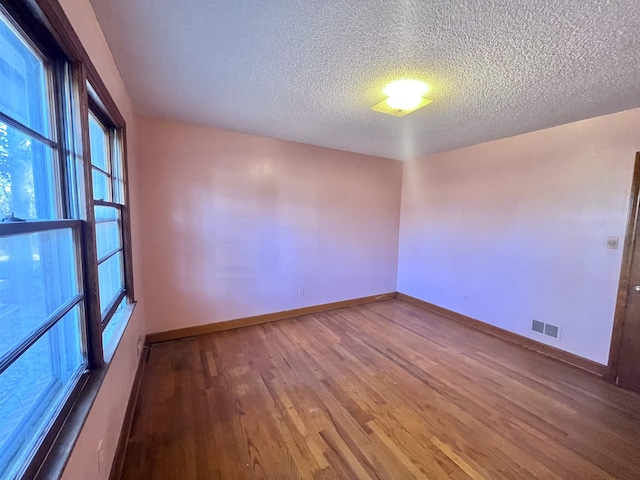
[
  {"left": 0, "top": 10, "right": 57, "bottom": 221},
  {"left": 0, "top": 226, "right": 85, "bottom": 479},
  {"left": 0, "top": 2, "right": 134, "bottom": 478},
  {"left": 88, "top": 108, "right": 127, "bottom": 328}
]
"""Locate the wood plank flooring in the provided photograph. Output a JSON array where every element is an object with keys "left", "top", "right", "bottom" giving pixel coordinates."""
[{"left": 121, "top": 299, "right": 640, "bottom": 479}]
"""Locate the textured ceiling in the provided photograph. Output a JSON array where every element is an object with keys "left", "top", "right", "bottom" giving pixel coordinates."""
[{"left": 90, "top": 0, "right": 640, "bottom": 161}]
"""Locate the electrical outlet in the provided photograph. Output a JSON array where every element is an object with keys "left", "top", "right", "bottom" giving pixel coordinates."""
[
  {"left": 298, "top": 288, "right": 304, "bottom": 296},
  {"left": 97, "top": 438, "right": 105, "bottom": 472}
]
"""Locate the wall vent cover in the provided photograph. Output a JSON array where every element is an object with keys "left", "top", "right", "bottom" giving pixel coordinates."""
[
  {"left": 544, "top": 324, "right": 559, "bottom": 338},
  {"left": 532, "top": 320, "right": 545, "bottom": 334},
  {"left": 532, "top": 320, "right": 561, "bottom": 340}
]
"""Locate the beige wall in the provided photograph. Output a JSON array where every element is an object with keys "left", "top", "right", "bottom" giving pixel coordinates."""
[
  {"left": 397, "top": 107, "right": 640, "bottom": 365},
  {"left": 59, "top": 1, "right": 147, "bottom": 479},
  {"left": 137, "top": 116, "right": 402, "bottom": 334}
]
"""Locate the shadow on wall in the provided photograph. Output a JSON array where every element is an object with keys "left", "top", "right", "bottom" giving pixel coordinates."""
[
  {"left": 398, "top": 107, "right": 640, "bottom": 365},
  {"left": 139, "top": 117, "right": 403, "bottom": 334}
]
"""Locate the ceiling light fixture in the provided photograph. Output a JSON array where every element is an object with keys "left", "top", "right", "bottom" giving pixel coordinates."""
[{"left": 371, "top": 79, "right": 433, "bottom": 117}]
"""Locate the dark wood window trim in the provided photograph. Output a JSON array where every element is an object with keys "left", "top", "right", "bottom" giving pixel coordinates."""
[
  {"left": 86, "top": 100, "right": 132, "bottom": 329},
  {"left": 607, "top": 152, "right": 640, "bottom": 382},
  {"left": 22, "top": 0, "right": 137, "bottom": 318},
  {"left": 32, "top": 302, "right": 137, "bottom": 480},
  {"left": 0, "top": 0, "right": 137, "bottom": 478}
]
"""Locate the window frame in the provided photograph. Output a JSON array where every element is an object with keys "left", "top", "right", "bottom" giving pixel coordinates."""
[
  {"left": 0, "top": 0, "right": 136, "bottom": 478},
  {"left": 87, "top": 94, "right": 132, "bottom": 329},
  {"left": 0, "top": 223, "right": 88, "bottom": 480}
]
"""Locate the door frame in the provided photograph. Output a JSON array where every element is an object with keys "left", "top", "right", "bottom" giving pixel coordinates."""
[{"left": 607, "top": 152, "right": 640, "bottom": 383}]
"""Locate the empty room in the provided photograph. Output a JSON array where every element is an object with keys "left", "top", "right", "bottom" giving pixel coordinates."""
[{"left": 1, "top": 0, "right": 640, "bottom": 479}]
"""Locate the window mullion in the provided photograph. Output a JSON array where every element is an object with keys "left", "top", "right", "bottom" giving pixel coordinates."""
[
  {"left": 0, "top": 219, "right": 80, "bottom": 236},
  {"left": 119, "top": 129, "right": 135, "bottom": 302},
  {"left": 75, "top": 64, "right": 105, "bottom": 369},
  {"left": 0, "top": 294, "right": 83, "bottom": 375},
  {"left": 52, "top": 59, "right": 72, "bottom": 222},
  {"left": 108, "top": 128, "right": 115, "bottom": 201},
  {"left": 93, "top": 199, "right": 123, "bottom": 208},
  {"left": 0, "top": 111, "right": 57, "bottom": 148},
  {"left": 55, "top": 60, "right": 82, "bottom": 220},
  {"left": 101, "top": 289, "right": 126, "bottom": 329},
  {"left": 91, "top": 164, "right": 110, "bottom": 177},
  {"left": 97, "top": 246, "right": 122, "bottom": 265}
]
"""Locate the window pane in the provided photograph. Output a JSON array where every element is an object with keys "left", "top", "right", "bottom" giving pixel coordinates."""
[
  {"left": 95, "top": 206, "right": 121, "bottom": 259},
  {"left": 0, "top": 305, "right": 85, "bottom": 479},
  {"left": 112, "top": 136, "right": 124, "bottom": 204},
  {"left": 0, "top": 12, "right": 52, "bottom": 139},
  {"left": 91, "top": 168, "right": 110, "bottom": 202},
  {"left": 88, "top": 113, "right": 108, "bottom": 172},
  {"left": 0, "top": 228, "right": 79, "bottom": 360},
  {"left": 0, "top": 122, "right": 58, "bottom": 219},
  {"left": 102, "top": 296, "right": 127, "bottom": 350},
  {"left": 98, "top": 250, "right": 123, "bottom": 316},
  {"left": 114, "top": 179, "right": 125, "bottom": 204}
]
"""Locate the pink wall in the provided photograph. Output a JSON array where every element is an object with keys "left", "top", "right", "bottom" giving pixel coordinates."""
[
  {"left": 48, "top": 2, "right": 640, "bottom": 474},
  {"left": 398, "top": 107, "right": 640, "bottom": 365},
  {"left": 58, "top": 1, "right": 147, "bottom": 479},
  {"left": 137, "top": 116, "right": 402, "bottom": 334}
]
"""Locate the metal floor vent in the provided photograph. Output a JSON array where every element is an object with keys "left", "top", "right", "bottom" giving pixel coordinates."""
[{"left": 532, "top": 320, "right": 560, "bottom": 339}]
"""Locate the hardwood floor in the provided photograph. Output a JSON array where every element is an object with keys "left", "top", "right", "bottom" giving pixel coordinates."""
[{"left": 121, "top": 299, "right": 640, "bottom": 479}]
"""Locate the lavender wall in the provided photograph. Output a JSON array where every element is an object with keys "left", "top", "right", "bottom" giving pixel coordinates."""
[
  {"left": 398, "top": 107, "right": 640, "bottom": 365},
  {"left": 137, "top": 117, "right": 402, "bottom": 334}
]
